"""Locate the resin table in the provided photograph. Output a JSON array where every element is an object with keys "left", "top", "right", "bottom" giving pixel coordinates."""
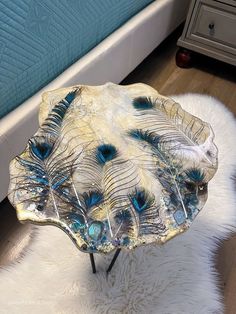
[{"left": 8, "top": 83, "right": 218, "bottom": 273}]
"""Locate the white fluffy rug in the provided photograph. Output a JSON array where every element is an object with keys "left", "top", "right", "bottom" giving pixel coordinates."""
[{"left": 1, "top": 94, "right": 236, "bottom": 314}]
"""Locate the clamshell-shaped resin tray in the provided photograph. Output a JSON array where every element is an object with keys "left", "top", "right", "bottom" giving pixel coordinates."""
[{"left": 8, "top": 83, "right": 218, "bottom": 254}]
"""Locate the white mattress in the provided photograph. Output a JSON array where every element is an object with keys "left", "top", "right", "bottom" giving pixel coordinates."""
[{"left": 0, "top": 0, "right": 190, "bottom": 202}]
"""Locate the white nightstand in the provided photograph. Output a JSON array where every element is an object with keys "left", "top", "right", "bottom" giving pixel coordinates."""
[{"left": 177, "top": 0, "right": 236, "bottom": 67}]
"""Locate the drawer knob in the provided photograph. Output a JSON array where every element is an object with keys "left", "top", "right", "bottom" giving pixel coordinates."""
[{"left": 208, "top": 22, "right": 214, "bottom": 30}]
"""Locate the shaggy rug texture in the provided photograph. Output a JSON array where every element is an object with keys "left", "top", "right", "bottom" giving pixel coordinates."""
[{"left": 0, "top": 94, "right": 236, "bottom": 314}]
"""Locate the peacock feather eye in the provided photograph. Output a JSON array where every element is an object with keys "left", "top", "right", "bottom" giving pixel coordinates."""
[
  {"left": 185, "top": 168, "right": 205, "bottom": 183},
  {"left": 29, "top": 137, "right": 54, "bottom": 160},
  {"left": 96, "top": 144, "right": 118, "bottom": 165},
  {"left": 132, "top": 96, "right": 155, "bottom": 110},
  {"left": 82, "top": 191, "right": 103, "bottom": 209},
  {"left": 129, "top": 188, "right": 154, "bottom": 213}
]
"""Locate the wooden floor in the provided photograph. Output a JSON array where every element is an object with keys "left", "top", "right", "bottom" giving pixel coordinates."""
[{"left": 0, "top": 27, "right": 236, "bottom": 312}]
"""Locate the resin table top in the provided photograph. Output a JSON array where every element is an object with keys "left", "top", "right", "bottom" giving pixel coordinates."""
[{"left": 8, "top": 83, "right": 218, "bottom": 254}]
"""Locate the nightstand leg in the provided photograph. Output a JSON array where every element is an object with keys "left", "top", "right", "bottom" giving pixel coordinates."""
[{"left": 176, "top": 48, "right": 193, "bottom": 68}]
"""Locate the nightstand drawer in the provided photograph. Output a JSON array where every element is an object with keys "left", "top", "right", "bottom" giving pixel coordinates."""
[{"left": 187, "top": 0, "right": 236, "bottom": 54}]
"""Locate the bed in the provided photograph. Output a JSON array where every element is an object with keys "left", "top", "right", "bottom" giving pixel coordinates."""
[{"left": 0, "top": 0, "right": 190, "bottom": 202}]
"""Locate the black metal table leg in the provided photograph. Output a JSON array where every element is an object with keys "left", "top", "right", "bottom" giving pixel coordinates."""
[
  {"left": 106, "top": 248, "right": 121, "bottom": 274},
  {"left": 89, "top": 253, "right": 96, "bottom": 273}
]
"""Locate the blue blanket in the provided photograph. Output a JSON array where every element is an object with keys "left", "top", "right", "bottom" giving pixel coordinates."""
[{"left": 0, "top": 0, "right": 153, "bottom": 119}]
